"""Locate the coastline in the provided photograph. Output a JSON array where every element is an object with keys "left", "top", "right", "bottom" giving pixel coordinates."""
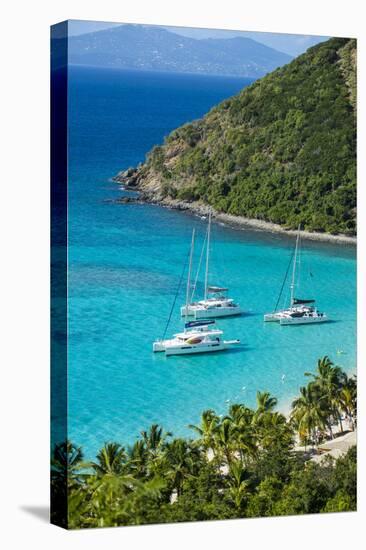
[{"left": 116, "top": 190, "right": 357, "bottom": 246}]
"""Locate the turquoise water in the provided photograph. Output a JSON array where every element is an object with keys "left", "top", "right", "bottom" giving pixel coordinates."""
[{"left": 67, "top": 67, "right": 356, "bottom": 458}]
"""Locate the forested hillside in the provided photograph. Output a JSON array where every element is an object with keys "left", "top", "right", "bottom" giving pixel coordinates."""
[{"left": 117, "top": 38, "right": 356, "bottom": 235}]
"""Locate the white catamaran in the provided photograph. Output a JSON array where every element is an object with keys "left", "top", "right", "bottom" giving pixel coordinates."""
[
  {"left": 153, "top": 229, "right": 240, "bottom": 355},
  {"left": 180, "top": 211, "right": 242, "bottom": 319},
  {"left": 264, "top": 226, "right": 328, "bottom": 325}
]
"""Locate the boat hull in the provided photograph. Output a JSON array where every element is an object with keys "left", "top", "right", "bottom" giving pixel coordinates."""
[
  {"left": 180, "top": 305, "right": 195, "bottom": 317},
  {"left": 165, "top": 341, "right": 226, "bottom": 356},
  {"left": 154, "top": 338, "right": 240, "bottom": 356},
  {"left": 264, "top": 306, "right": 316, "bottom": 323},
  {"left": 194, "top": 306, "right": 242, "bottom": 319},
  {"left": 153, "top": 341, "right": 167, "bottom": 352},
  {"left": 280, "top": 316, "right": 328, "bottom": 326},
  {"left": 264, "top": 313, "right": 282, "bottom": 322},
  {"left": 181, "top": 305, "right": 242, "bottom": 318}
]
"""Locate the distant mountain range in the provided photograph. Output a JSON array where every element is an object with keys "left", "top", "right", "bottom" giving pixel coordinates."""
[
  {"left": 164, "top": 27, "right": 329, "bottom": 57},
  {"left": 68, "top": 24, "right": 292, "bottom": 78}
]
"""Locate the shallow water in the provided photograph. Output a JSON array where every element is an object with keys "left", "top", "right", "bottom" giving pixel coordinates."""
[{"left": 66, "top": 66, "right": 356, "bottom": 457}]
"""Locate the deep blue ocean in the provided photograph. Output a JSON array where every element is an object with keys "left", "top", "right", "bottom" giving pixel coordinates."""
[{"left": 67, "top": 66, "right": 356, "bottom": 458}]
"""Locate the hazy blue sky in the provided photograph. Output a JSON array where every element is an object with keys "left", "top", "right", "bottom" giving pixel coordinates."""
[{"left": 67, "top": 20, "right": 329, "bottom": 56}]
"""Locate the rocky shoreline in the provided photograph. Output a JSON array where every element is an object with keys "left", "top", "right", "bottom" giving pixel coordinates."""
[{"left": 113, "top": 169, "right": 357, "bottom": 246}]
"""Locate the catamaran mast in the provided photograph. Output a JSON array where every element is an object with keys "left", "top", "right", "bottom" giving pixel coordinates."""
[
  {"left": 204, "top": 210, "right": 212, "bottom": 301},
  {"left": 290, "top": 224, "right": 301, "bottom": 307},
  {"left": 185, "top": 229, "right": 195, "bottom": 327}
]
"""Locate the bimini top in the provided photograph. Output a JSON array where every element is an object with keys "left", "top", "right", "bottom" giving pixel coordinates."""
[
  {"left": 185, "top": 319, "right": 216, "bottom": 328},
  {"left": 208, "top": 286, "right": 228, "bottom": 293},
  {"left": 293, "top": 298, "right": 315, "bottom": 304}
]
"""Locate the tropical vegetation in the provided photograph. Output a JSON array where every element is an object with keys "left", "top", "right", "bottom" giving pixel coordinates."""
[
  {"left": 121, "top": 38, "right": 356, "bottom": 235},
  {"left": 51, "top": 357, "right": 356, "bottom": 528}
]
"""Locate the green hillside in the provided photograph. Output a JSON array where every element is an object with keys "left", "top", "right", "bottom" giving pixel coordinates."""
[{"left": 117, "top": 38, "right": 357, "bottom": 235}]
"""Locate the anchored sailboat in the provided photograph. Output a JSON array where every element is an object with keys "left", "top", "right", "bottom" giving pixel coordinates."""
[
  {"left": 180, "top": 210, "right": 242, "bottom": 319},
  {"left": 153, "top": 228, "right": 240, "bottom": 355},
  {"left": 264, "top": 226, "right": 328, "bottom": 325}
]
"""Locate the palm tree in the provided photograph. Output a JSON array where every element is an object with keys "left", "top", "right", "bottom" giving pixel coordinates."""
[
  {"left": 163, "top": 438, "right": 202, "bottom": 496},
  {"left": 91, "top": 442, "right": 127, "bottom": 476},
  {"left": 214, "top": 418, "right": 235, "bottom": 465},
  {"left": 87, "top": 443, "right": 139, "bottom": 523},
  {"left": 227, "top": 458, "right": 249, "bottom": 510},
  {"left": 51, "top": 440, "right": 88, "bottom": 527},
  {"left": 188, "top": 409, "right": 219, "bottom": 452},
  {"left": 255, "top": 411, "right": 293, "bottom": 451},
  {"left": 305, "top": 356, "right": 343, "bottom": 436},
  {"left": 140, "top": 424, "right": 171, "bottom": 475},
  {"left": 226, "top": 403, "right": 254, "bottom": 425},
  {"left": 141, "top": 424, "right": 171, "bottom": 454},
  {"left": 224, "top": 404, "right": 257, "bottom": 463},
  {"left": 127, "top": 440, "right": 149, "bottom": 478},
  {"left": 291, "top": 385, "right": 327, "bottom": 449},
  {"left": 80, "top": 438, "right": 168, "bottom": 528},
  {"left": 339, "top": 374, "right": 357, "bottom": 430},
  {"left": 51, "top": 440, "right": 86, "bottom": 487},
  {"left": 87, "top": 473, "right": 141, "bottom": 527},
  {"left": 255, "top": 391, "right": 278, "bottom": 420},
  {"left": 119, "top": 477, "right": 166, "bottom": 525}
]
